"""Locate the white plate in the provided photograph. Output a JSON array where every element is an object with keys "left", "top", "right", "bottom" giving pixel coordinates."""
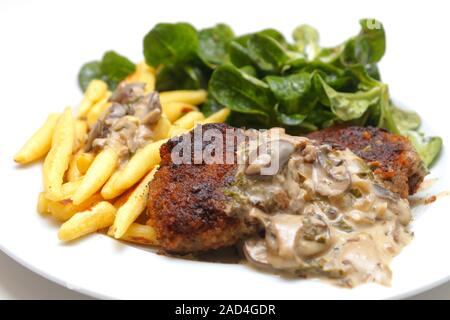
[{"left": 0, "top": 0, "right": 449, "bottom": 299}]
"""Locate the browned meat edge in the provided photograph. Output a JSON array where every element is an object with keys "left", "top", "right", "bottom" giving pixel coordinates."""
[
  {"left": 308, "top": 126, "right": 427, "bottom": 198},
  {"left": 147, "top": 123, "right": 258, "bottom": 253}
]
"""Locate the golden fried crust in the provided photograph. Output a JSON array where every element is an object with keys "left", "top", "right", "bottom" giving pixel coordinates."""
[
  {"left": 148, "top": 124, "right": 426, "bottom": 254},
  {"left": 308, "top": 126, "right": 427, "bottom": 198},
  {"left": 147, "top": 123, "right": 257, "bottom": 253}
]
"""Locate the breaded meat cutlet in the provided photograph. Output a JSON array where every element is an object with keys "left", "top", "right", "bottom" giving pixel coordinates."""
[
  {"left": 146, "top": 123, "right": 258, "bottom": 253},
  {"left": 147, "top": 124, "right": 426, "bottom": 254},
  {"left": 308, "top": 126, "right": 427, "bottom": 198}
]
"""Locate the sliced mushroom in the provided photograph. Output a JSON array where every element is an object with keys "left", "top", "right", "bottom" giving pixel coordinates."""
[
  {"left": 243, "top": 238, "right": 272, "bottom": 270},
  {"left": 264, "top": 214, "right": 304, "bottom": 260},
  {"left": 85, "top": 83, "right": 163, "bottom": 158},
  {"left": 295, "top": 213, "right": 333, "bottom": 258},
  {"left": 142, "top": 108, "right": 161, "bottom": 125},
  {"left": 106, "top": 103, "right": 128, "bottom": 121},
  {"left": 372, "top": 184, "right": 411, "bottom": 225},
  {"left": 245, "top": 137, "right": 298, "bottom": 176},
  {"left": 110, "top": 82, "right": 145, "bottom": 104},
  {"left": 245, "top": 153, "right": 272, "bottom": 175},
  {"left": 111, "top": 115, "right": 139, "bottom": 131},
  {"left": 313, "top": 149, "right": 351, "bottom": 197},
  {"left": 84, "top": 120, "right": 104, "bottom": 152},
  {"left": 133, "top": 92, "right": 162, "bottom": 123},
  {"left": 248, "top": 207, "right": 269, "bottom": 220},
  {"left": 372, "top": 184, "right": 399, "bottom": 202},
  {"left": 345, "top": 209, "right": 376, "bottom": 225},
  {"left": 129, "top": 125, "right": 153, "bottom": 153},
  {"left": 275, "top": 138, "right": 297, "bottom": 169}
]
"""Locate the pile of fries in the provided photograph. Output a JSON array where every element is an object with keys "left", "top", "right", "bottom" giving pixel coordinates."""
[{"left": 14, "top": 61, "right": 230, "bottom": 246}]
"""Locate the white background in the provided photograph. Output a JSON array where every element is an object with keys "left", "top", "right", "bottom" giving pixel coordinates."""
[{"left": 1, "top": 0, "right": 449, "bottom": 299}]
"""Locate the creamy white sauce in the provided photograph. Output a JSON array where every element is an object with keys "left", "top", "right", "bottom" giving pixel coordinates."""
[
  {"left": 230, "top": 128, "right": 412, "bottom": 287},
  {"left": 85, "top": 82, "right": 161, "bottom": 162}
]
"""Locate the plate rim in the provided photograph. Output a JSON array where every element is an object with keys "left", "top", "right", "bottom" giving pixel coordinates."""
[{"left": 1, "top": 230, "right": 449, "bottom": 300}]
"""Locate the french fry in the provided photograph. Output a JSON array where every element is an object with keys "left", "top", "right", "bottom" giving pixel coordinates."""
[
  {"left": 86, "top": 91, "right": 112, "bottom": 126},
  {"left": 14, "top": 113, "right": 60, "bottom": 164},
  {"left": 78, "top": 80, "right": 108, "bottom": 118},
  {"left": 173, "top": 111, "right": 205, "bottom": 130},
  {"left": 108, "top": 223, "right": 157, "bottom": 245},
  {"left": 66, "top": 152, "right": 82, "bottom": 182},
  {"left": 58, "top": 201, "right": 116, "bottom": 242},
  {"left": 126, "top": 69, "right": 155, "bottom": 92},
  {"left": 76, "top": 152, "right": 95, "bottom": 174},
  {"left": 113, "top": 187, "right": 135, "bottom": 209},
  {"left": 137, "top": 61, "right": 156, "bottom": 92},
  {"left": 37, "top": 192, "right": 50, "bottom": 214},
  {"left": 72, "top": 148, "right": 119, "bottom": 205},
  {"left": 61, "top": 180, "right": 82, "bottom": 199},
  {"left": 161, "top": 102, "right": 198, "bottom": 123},
  {"left": 137, "top": 71, "right": 156, "bottom": 93},
  {"left": 74, "top": 120, "right": 88, "bottom": 150},
  {"left": 103, "top": 139, "right": 166, "bottom": 199},
  {"left": 101, "top": 170, "right": 121, "bottom": 199},
  {"left": 151, "top": 114, "right": 171, "bottom": 140},
  {"left": 43, "top": 107, "right": 75, "bottom": 201},
  {"left": 169, "top": 126, "right": 189, "bottom": 138},
  {"left": 136, "top": 61, "right": 155, "bottom": 75},
  {"left": 166, "top": 111, "right": 204, "bottom": 138},
  {"left": 126, "top": 61, "right": 156, "bottom": 92},
  {"left": 111, "top": 167, "right": 158, "bottom": 239},
  {"left": 199, "top": 108, "right": 231, "bottom": 124},
  {"left": 159, "top": 90, "right": 207, "bottom": 105},
  {"left": 47, "top": 193, "right": 103, "bottom": 222}
]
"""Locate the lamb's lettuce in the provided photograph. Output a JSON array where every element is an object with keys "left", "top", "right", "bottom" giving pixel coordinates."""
[
  {"left": 315, "top": 74, "right": 382, "bottom": 121},
  {"left": 143, "top": 22, "right": 198, "bottom": 66},
  {"left": 100, "top": 51, "right": 136, "bottom": 83},
  {"left": 404, "top": 131, "right": 443, "bottom": 167},
  {"left": 198, "top": 24, "right": 234, "bottom": 66},
  {"left": 78, "top": 51, "right": 135, "bottom": 91},
  {"left": 78, "top": 19, "right": 442, "bottom": 167},
  {"left": 209, "top": 64, "right": 276, "bottom": 125},
  {"left": 292, "top": 24, "right": 320, "bottom": 60}
]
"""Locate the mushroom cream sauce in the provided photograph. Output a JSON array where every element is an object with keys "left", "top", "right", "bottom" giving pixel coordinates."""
[
  {"left": 85, "top": 82, "right": 162, "bottom": 163},
  {"left": 226, "top": 128, "right": 412, "bottom": 287}
]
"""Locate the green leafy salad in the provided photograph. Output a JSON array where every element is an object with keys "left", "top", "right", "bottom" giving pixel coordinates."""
[{"left": 78, "top": 19, "right": 442, "bottom": 167}]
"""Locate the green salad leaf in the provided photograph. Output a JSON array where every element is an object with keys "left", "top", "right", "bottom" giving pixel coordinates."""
[
  {"left": 228, "top": 29, "right": 289, "bottom": 70},
  {"left": 201, "top": 96, "right": 224, "bottom": 117},
  {"left": 341, "top": 19, "right": 386, "bottom": 66},
  {"left": 391, "top": 104, "right": 421, "bottom": 131},
  {"left": 155, "top": 64, "right": 206, "bottom": 91},
  {"left": 276, "top": 110, "right": 308, "bottom": 126},
  {"left": 265, "top": 72, "right": 316, "bottom": 115},
  {"left": 78, "top": 61, "right": 103, "bottom": 92},
  {"left": 246, "top": 33, "right": 291, "bottom": 74},
  {"left": 209, "top": 64, "right": 276, "bottom": 124},
  {"left": 228, "top": 36, "right": 255, "bottom": 68},
  {"left": 258, "top": 29, "right": 289, "bottom": 48},
  {"left": 100, "top": 51, "right": 136, "bottom": 83},
  {"left": 315, "top": 74, "right": 382, "bottom": 121},
  {"left": 404, "top": 130, "right": 443, "bottom": 167},
  {"left": 198, "top": 24, "right": 234, "bottom": 66},
  {"left": 143, "top": 22, "right": 198, "bottom": 66},
  {"left": 77, "top": 51, "right": 135, "bottom": 91},
  {"left": 292, "top": 24, "right": 320, "bottom": 60},
  {"left": 239, "top": 65, "right": 258, "bottom": 77},
  {"left": 78, "top": 19, "right": 442, "bottom": 167}
]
